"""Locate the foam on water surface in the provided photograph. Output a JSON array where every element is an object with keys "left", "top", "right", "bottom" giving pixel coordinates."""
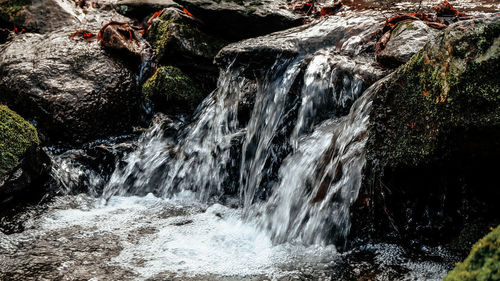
[
  {"left": 0, "top": 193, "right": 455, "bottom": 280},
  {"left": 23, "top": 193, "right": 336, "bottom": 279}
]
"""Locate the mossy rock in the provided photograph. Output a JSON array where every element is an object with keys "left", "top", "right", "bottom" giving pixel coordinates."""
[
  {"left": 147, "top": 8, "right": 226, "bottom": 63},
  {"left": 0, "top": 0, "right": 31, "bottom": 28},
  {"left": 368, "top": 17, "right": 500, "bottom": 168},
  {"left": 142, "top": 66, "right": 203, "bottom": 113},
  {"left": 444, "top": 225, "right": 500, "bottom": 281},
  {"left": 0, "top": 105, "right": 39, "bottom": 180}
]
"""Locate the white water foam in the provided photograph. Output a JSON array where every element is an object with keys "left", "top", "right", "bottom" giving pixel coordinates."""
[{"left": 34, "top": 193, "right": 337, "bottom": 279}]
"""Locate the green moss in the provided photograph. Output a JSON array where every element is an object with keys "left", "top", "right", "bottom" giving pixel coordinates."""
[
  {"left": 0, "top": 105, "right": 39, "bottom": 178},
  {"left": 245, "top": 7, "right": 256, "bottom": 15},
  {"left": 368, "top": 19, "right": 500, "bottom": 168},
  {"left": 147, "top": 15, "right": 225, "bottom": 62},
  {"left": 142, "top": 66, "right": 203, "bottom": 112},
  {"left": 444, "top": 225, "right": 500, "bottom": 281},
  {"left": 0, "top": 0, "right": 31, "bottom": 27}
]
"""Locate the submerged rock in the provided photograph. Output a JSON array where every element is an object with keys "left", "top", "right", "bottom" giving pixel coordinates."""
[
  {"left": 377, "top": 20, "right": 437, "bottom": 68},
  {"left": 0, "top": 30, "right": 140, "bottom": 144},
  {"left": 0, "top": 105, "right": 49, "bottom": 203},
  {"left": 358, "top": 16, "right": 500, "bottom": 242},
  {"left": 171, "top": 0, "right": 304, "bottom": 40},
  {"left": 444, "top": 225, "right": 500, "bottom": 281},
  {"left": 142, "top": 66, "right": 203, "bottom": 113}
]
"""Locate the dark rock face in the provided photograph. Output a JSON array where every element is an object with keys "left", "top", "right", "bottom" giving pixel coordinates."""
[
  {"left": 146, "top": 6, "right": 226, "bottom": 97},
  {"left": 377, "top": 20, "right": 437, "bottom": 68},
  {"left": 355, "top": 17, "right": 500, "bottom": 244},
  {"left": 0, "top": 30, "right": 140, "bottom": 144},
  {"left": 0, "top": 105, "right": 50, "bottom": 204},
  {"left": 0, "top": 27, "right": 10, "bottom": 43},
  {"left": 115, "top": 0, "right": 178, "bottom": 20},
  {"left": 148, "top": 7, "right": 225, "bottom": 63},
  {"left": 142, "top": 66, "right": 203, "bottom": 114},
  {"left": 171, "top": 0, "right": 304, "bottom": 41}
]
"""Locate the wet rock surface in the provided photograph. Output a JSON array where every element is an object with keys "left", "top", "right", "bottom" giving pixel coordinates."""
[
  {"left": 216, "top": 10, "right": 385, "bottom": 74},
  {"left": 115, "top": 0, "right": 178, "bottom": 20},
  {"left": 0, "top": 105, "right": 50, "bottom": 204},
  {"left": 357, "top": 16, "right": 500, "bottom": 245},
  {"left": 171, "top": 0, "right": 304, "bottom": 41},
  {"left": 0, "top": 0, "right": 77, "bottom": 32},
  {"left": 377, "top": 20, "right": 438, "bottom": 68},
  {"left": 0, "top": 29, "right": 140, "bottom": 144},
  {"left": 146, "top": 6, "right": 226, "bottom": 92},
  {"left": 142, "top": 66, "right": 204, "bottom": 114}
]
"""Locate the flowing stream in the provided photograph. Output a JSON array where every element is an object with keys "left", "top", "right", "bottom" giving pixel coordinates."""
[{"left": 1, "top": 0, "right": 485, "bottom": 279}]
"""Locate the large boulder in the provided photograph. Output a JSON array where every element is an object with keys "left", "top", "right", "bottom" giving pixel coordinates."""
[
  {"left": 147, "top": 6, "right": 226, "bottom": 93},
  {"left": 216, "top": 10, "right": 386, "bottom": 74},
  {"left": 0, "top": 105, "right": 49, "bottom": 203},
  {"left": 357, "top": 17, "right": 500, "bottom": 243},
  {"left": 0, "top": 30, "right": 140, "bottom": 144},
  {"left": 171, "top": 0, "right": 304, "bottom": 41},
  {"left": 148, "top": 7, "right": 225, "bottom": 64}
]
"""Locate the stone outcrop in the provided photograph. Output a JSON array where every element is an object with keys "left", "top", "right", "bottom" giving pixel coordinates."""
[{"left": 0, "top": 105, "right": 49, "bottom": 203}]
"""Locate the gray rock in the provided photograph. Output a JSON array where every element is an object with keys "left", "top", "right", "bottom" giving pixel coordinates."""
[
  {"left": 377, "top": 20, "right": 437, "bottom": 68},
  {"left": 0, "top": 0, "right": 79, "bottom": 33},
  {"left": 171, "top": 0, "right": 305, "bottom": 40},
  {"left": 216, "top": 10, "right": 386, "bottom": 72},
  {"left": 0, "top": 29, "right": 140, "bottom": 144},
  {"left": 115, "top": 0, "right": 179, "bottom": 20}
]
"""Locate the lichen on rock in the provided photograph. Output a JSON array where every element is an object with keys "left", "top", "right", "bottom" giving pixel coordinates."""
[
  {"left": 444, "top": 225, "right": 500, "bottom": 281},
  {"left": 0, "top": 0, "right": 30, "bottom": 28},
  {"left": 0, "top": 105, "right": 39, "bottom": 180},
  {"left": 142, "top": 66, "right": 203, "bottom": 113},
  {"left": 368, "top": 17, "right": 500, "bottom": 168},
  {"left": 147, "top": 8, "right": 225, "bottom": 63},
  {"left": 0, "top": 105, "right": 48, "bottom": 202}
]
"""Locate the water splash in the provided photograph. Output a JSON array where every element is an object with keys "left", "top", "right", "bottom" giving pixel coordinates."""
[
  {"left": 93, "top": 13, "right": 386, "bottom": 245},
  {"left": 253, "top": 80, "right": 377, "bottom": 245}
]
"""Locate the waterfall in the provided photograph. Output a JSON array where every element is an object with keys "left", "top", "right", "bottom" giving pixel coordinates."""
[
  {"left": 253, "top": 82, "right": 375, "bottom": 245},
  {"left": 99, "top": 13, "right": 387, "bottom": 245},
  {"left": 100, "top": 52, "right": 378, "bottom": 245}
]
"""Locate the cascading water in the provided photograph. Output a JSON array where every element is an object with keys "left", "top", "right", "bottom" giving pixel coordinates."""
[
  {"left": 0, "top": 3, "right": 464, "bottom": 279},
  {"left": 100, "top": 10, "right": 391, "bottom": 245},
  {"left": 254, "top": 79, "right": 374, "bottom": 246},
  {"left": 104, "top": 54, "right": 377, "bottom": 247}
]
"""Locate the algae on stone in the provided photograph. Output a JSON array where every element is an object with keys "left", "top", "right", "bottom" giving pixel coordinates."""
[
  {"left": 142, "top": 66, "right": 203, "bottom": 113},
  {"left": 444, "top": 225, "right": 500, "bottom": 281},
  {"left": 368, "top": 18, "right": 500, "bottom": 168},
  {"left": 147, "top": 11, "right": 225, "bottom": 63},
  {"left": 0, "top": 105, "right": 39, "bottom": 179},
  {"left": 0, "top": 0, "right": 31, "bottom": 27}
]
